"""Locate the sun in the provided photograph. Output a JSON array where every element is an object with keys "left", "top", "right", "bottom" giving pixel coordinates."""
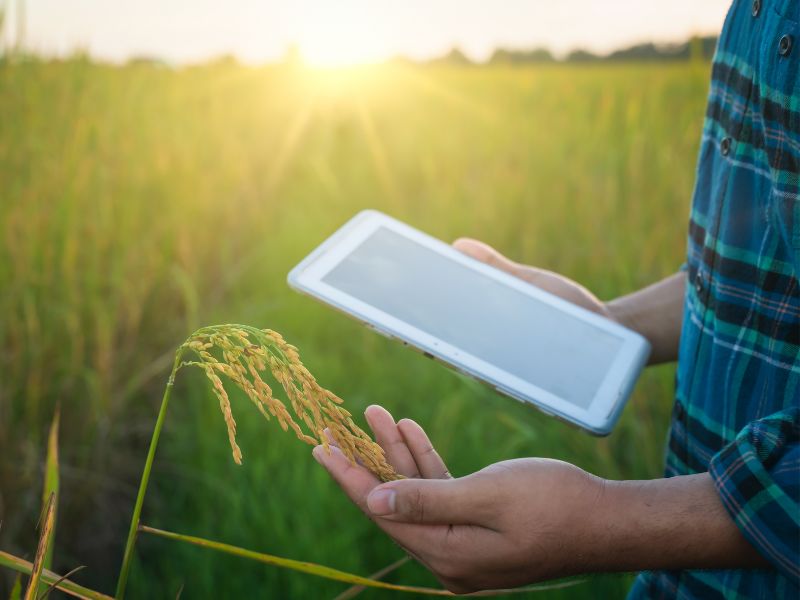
[
  {"left": 295, "top": 4, "right": 384, "bottom": 68},
  {"left": 299, "top": 37, "right": 380, "bottom": 68}
]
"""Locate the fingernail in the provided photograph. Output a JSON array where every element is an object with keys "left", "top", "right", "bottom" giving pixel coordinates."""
[
  {"left": 363, "top": 407, "right": 375, "bottom": 425},
  {"left": 312, "top": 446, "right": 325, "bottom": 465},
  {"left": 367, "top": 488, "right": 396, "bottom": 515}
]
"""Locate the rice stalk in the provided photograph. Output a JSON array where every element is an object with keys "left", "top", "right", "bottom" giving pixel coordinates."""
[
  {"left": 117, "top": 323, "right": 400, "bottom": 599},
  {"left": 139, "top": 525, "right": 586, "bottom": 596}
]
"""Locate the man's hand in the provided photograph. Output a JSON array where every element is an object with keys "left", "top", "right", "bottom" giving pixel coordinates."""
[
  {"left": 453, "top": 238, "right": 685, "bottom": 365},
  {"left": 453, "top": 238, "right": 612, "bottom": 319},
  {"left": 314, "top": 406, "right": 767, "bottom": 594},
  {"left": 314, "top": 405, "right": 601, "bottom": 593}
]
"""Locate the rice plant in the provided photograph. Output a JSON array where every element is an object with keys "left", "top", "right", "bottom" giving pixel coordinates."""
[
  {"left": 1, "top": 324, "right": 586, "bottom": 597},
  {"left": 110, "top": 324, "right": 581, "bottom": 598},
  {"left": 179, "top": 324, "right": 400, "bottom": 480},
  {"left": 116, "top": 323, "right": 402, "bottom": 598}
]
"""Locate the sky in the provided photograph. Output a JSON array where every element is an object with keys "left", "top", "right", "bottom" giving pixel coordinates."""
[{"left": 8, "top": 0, "right": 733, "bottom": 66}]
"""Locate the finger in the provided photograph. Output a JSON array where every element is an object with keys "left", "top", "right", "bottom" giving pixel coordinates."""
[
  {"left": 313, "top": 445, "right": 381, "bottom": 513},
  {"left": 453, "top": 238, "right": 565, "bottom": 293},
  {"left": 452, "top": 238, "right": 525, "bottom": 278},
  {"left": 397, "top": 419, "right": 451, "bottom": 479},
  {"left": 324, "top": 427, "right": 372, "bottom": 468},
  {"left": 364, "top": 405, "right": 421, "bottom": 478},
  {"left": 366, "top": 477, "right": 495, "bottom": 527},
  {"left": 313, "top": 445, "right": 445, "bottom": 550},
  {"left": 323, "top": 427, "right": 339, "bottom": 447}
]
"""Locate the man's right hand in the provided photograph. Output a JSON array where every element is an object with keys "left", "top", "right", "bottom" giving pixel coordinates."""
[
  {"left": 452, "top": 238, "right": 614, "bottom": 319},
  {"left": 452, "top": 237, "right": 685, "bottom": 365}
]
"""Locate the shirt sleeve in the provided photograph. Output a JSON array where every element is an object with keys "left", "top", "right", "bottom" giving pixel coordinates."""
[{"left": 709, "top": 408, "right": 800, "bottom": 582}]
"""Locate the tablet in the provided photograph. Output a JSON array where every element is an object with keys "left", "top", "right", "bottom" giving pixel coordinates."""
[{"left": 288, "top": 210, "right": 650, "bottom": 435}]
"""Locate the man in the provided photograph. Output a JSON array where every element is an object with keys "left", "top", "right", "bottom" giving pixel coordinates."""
[{"left": 314, "top": 0, "right": 799, "bottom": 596}]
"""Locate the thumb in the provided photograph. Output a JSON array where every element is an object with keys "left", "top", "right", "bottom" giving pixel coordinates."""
[
  {"left": 366, "top": 477, "right": 487, "bottom": 525},
  {"left": 452, "top": 238, "right": 524, "bottom": 279}
]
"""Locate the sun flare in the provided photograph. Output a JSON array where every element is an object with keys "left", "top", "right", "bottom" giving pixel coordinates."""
[
  {"left": 299, "top": 41, "right": 379, "bottom": 68},
  {"left": 296, "top": 4, "right": 385, "bottom": 68}
]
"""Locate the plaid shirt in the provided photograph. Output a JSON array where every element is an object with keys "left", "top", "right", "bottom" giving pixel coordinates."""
[{"left": 630, "top": 0, "right": 800, "bottom": 598}]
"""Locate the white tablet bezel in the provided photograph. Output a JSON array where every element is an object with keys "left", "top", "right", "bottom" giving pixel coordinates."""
[{"left": 288, "top": 210, "right": 650, "bottom": 435}]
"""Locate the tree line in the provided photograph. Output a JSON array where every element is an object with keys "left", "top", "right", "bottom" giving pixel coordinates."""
[{"left": 422, "top": 36, "right": 718, "bottom": 66}]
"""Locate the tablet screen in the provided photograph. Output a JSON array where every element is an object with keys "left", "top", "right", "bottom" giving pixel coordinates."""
[{"left": 322, "top": 227, "right": 623, "bottom": 409}]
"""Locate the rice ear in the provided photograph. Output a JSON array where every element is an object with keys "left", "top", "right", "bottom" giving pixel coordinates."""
[{"left": 181, "top": 325, "right": 401, "bottom": 481}]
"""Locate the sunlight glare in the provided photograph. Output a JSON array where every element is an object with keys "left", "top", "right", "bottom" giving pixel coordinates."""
[{"left": 296, "top": 3, "right": 385, "bottom": 67}]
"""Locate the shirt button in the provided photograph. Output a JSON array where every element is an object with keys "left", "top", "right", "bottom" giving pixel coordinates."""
[
  {"left": 779, "top": 35, "right": 793, "bottom": 57},
  {"left": 694, "top": 271, "right": 704, "bottom": 295},
  {"left": 720, "top": 137, "right": 732, "bottom": 156},
  {"left": 752, "top": 0, "right": 761, "bottom": 16}
]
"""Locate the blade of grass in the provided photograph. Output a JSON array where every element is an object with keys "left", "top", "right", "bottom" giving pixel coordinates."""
[
  {"left": 333, "top": 556, "right": 411, "bottom": 600},
  {"left": 23, "top": 493, "right": 55, "bottom": 600},
  {"left": 41, "top": 408, "right": 60, "bottom": 573},
  {"left": 139, "top": 525, "right": 585, "bottom": 596},
  {"left": 0, "top": 552, "right": 111, "bottom": 600},
  {"left": 9, "top": 573, "right": 22, "bottom": 600},
  {"left": 37, "top": 565, "right": 86, "bottom": 600}
]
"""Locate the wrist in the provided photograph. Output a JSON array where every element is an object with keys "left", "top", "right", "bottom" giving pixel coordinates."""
[
  {"left": 604, "top": 298, "right": 637, "bottom": 332},
  {"left": 585, "top": 473, "right": 767, "bottom": 573},
  {"left": 542, "top": 469, "right": 619, "bottom": 578},
  {"left": 603, "top": 273, "right": 686, "bottom": 365},
  {"left": 587, "top": 477, "right": 659, "bottom": 572}
]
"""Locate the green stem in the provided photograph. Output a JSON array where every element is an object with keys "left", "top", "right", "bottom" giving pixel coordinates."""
[
  {"left": 0, "top": 550, "right": 113, "bottom": 600},
  {"left": 115, "top": 350, "right": 183, "bottom": 599},
  {"left": 137, "top": 525, "right": 585, "bottom": 596}
]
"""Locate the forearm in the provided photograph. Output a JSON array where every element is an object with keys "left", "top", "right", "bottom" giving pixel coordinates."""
[
  {"left": 606, "top": 272, "right": 685, "bottom": 365},
  {"left": 584, "top": 472, "right": 768, "bottom": 574}
]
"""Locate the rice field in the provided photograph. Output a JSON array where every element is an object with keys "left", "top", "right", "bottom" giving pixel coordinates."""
[{"left": 0, "top": 57, "right": 711, "bottom": 597}]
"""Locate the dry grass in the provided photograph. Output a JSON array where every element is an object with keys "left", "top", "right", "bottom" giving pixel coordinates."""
[
  {"left": 23, "top": 493, "right": 55, "bottom": 600},
  {"left": 179, "top": 324, "right": 401, "bottom": 482}
]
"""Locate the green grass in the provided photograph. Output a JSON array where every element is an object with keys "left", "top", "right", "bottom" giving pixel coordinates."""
[{"left": 0, "top": 57, "right": 710, "bottom": 597}]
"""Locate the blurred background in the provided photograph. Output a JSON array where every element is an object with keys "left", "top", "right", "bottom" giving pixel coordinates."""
[{"left": 1, "top": 1, "right": 730, "bottom": 597}]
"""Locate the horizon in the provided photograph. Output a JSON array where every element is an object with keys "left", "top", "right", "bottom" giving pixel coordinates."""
[{"left": 5, "top": 0, "right": 732, "bottom": 67}]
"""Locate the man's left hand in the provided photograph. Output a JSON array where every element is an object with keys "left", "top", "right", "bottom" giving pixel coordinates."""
[{"left": 312, "top": 405, "right": 605, "bottom": 593}]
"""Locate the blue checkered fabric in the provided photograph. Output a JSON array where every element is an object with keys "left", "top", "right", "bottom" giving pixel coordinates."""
[{"left": 629, "top": 0, "right": 799, "bottom": 597}]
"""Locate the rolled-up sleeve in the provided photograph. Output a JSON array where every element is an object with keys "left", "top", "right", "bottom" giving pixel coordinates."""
[{"left": 709, "top": 408, "right": 800, "bottom": 583}]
